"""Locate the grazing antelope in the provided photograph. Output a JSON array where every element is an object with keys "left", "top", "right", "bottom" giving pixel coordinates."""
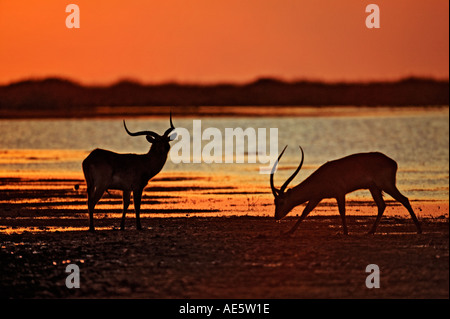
[
  {"left": 82, "top": 114, "right": 176, "bottom": 231},
  {"left": 270, "top": 146, "right": 422, "bottom": 235}
]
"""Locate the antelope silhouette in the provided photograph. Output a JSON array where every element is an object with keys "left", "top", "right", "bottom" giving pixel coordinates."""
[
  {"left": 82, "top": 114, "right": 176, "bottom": 231},
  {"left": 270, "top": 146, "right": 422, "bottom": 235}
]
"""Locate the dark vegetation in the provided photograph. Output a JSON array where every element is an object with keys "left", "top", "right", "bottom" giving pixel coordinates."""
[{"left": 0, "top": 77, "right": 448, "bottom": 116}]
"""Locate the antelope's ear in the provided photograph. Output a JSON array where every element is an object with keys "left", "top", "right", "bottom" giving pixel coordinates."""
[
  {"left": 146, "top": 135, "right": 156, "bottom": 143},
  {"left": 168, "top": 132, "right": 177, "bottom": 141}
]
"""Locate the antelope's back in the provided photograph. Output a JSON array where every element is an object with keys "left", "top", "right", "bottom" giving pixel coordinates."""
[
  {"left": 82, "top": 148, "right": 145, "bottom": 170},
  {"left": 338, "top": 152, "right": 396, "bottom": 169},
  {"left": 332, "top": 151, "right": 396, "bottom": 172},
  {"left": 82, "top": 148, "right": 128, "bottom": 176},
  {"left": 83, "top": 148, "right": 115, "bottom": 166},
  {"left": 318, "top": 152, "right": 398, "bottom": 191}
]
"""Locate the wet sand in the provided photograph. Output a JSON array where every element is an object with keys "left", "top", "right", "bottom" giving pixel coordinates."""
[{"left": 0, "top": 174, "right": 448, "bottom": 299}]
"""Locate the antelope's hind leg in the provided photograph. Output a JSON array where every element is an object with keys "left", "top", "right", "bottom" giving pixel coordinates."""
[
  {"left": 368, "top": 186, "right": 386, "bottom": 234},
  {"left": 384, "top": 186, "right": 422, "bottom": 234},
  {"left": 87, "top": 186, "right": 106, "bottom": 232},
  {"left": 120, "top": 191, "right": 131, "bottom": 230}
]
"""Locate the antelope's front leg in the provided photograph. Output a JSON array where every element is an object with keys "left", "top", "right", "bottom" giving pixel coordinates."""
[
  {"left": 120, "top": 191, "right": 131, "bottom": 230},
  {"left": 284, "top": 199, "right": 320, "bottom": 236},
  {"left": 336, "top": 196, "right": 348, "bottom": 235},
  {"left": 133, "top": 189, "right": 143, "bottom": 230}
]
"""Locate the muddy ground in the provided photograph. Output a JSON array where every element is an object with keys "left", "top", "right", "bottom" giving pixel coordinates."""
[
  {"left": 0, "top": 175, "right": 448, "bottom": 299},
  {"left": 1, "top": 215, "right": 448, "bottom": 299}
]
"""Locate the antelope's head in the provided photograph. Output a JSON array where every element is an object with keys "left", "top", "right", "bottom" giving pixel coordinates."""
[
  {"left": 270, "top": 145, "right": 304, "bottom": 220},
  {"left": 123, "top": 112, "right": 177, "bottom": 154}
]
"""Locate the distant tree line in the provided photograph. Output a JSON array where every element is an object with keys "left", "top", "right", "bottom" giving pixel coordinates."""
[{"left": 0, "top": 77, "right": 448, "bottom": 112}]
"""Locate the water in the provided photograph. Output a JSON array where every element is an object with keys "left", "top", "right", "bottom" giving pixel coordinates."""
[{"left": 0, "top": 107, "right": 448, "bottom": 201}]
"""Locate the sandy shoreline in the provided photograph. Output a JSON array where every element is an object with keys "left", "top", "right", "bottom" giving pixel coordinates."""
[{"left": 0, "top": 174, "right": 448, "bottom": 298}]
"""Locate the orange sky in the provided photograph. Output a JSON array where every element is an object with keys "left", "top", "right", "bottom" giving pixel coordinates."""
[{"left": 0, "top": 0, "right": 448, "bottom": 85}]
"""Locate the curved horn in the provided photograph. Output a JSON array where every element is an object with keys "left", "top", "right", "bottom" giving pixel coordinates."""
[
  {"left": 163, "top": 111, "right": 175, "bottom": 137},
  {"left": 270, "top": 145, "right": 288, "bottom": 198},
  {"left": 123, "top": 120, "right": 159, "bottom": 138},
  {"left": 279, "top": 146, "right": 304, "bottom": 194}
]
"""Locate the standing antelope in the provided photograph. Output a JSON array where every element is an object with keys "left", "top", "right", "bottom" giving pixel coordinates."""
[
  {"left": 82, "top": 114, "right": 176, "bottom": 231},
  {"left": 270, "top": 146, "right": 422, "bottom": 235}
]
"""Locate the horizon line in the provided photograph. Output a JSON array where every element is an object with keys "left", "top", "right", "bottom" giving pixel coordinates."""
[{"left": 1, "top": 75, "right": 449, "bottom": 88}]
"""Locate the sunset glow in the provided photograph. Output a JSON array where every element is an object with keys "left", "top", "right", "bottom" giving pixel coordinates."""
[
  {"left": 0, "top": 0, "right": 448, "bottom": 85},
  {"left": 0, "top": 1, "right": 449, "bottom": 301}
]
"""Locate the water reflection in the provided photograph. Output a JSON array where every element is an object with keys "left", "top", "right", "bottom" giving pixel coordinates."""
[{"left": 1, "top": 107, "right": 448, "bottom": 200}]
